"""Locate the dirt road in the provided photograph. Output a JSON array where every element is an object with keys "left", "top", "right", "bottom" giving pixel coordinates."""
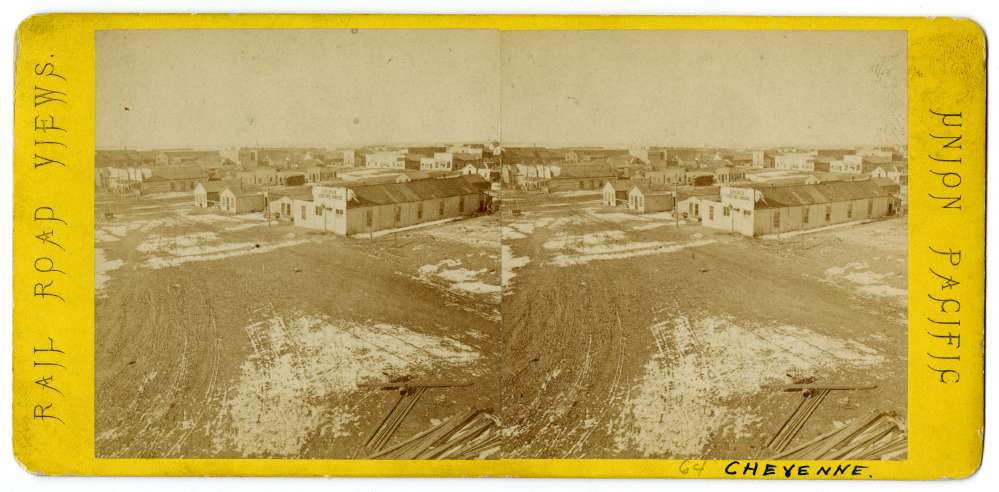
[
  {"left": 500, "top": 191, "right": 907, "bottom": 459},
  {"left": 95, "top": 195, "right": 500, "bottom": 458}
]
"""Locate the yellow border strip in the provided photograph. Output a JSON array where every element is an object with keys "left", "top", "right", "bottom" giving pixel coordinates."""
[{"left": 12, "top": 14, "right": 985, "bottom": 478}]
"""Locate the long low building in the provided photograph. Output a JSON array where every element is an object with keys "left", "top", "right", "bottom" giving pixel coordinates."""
[
  {"left": 291, "top": 175, "right": 486, "bottom": 235},
  {"left": 220, "top": 186, "right": 266, "bottom": 214},
  {"left": 699, "top": 179, "right": 894, "bottom": 237},
  {"left": 628, "top": 183, "right": 674, "bottom": 213}
]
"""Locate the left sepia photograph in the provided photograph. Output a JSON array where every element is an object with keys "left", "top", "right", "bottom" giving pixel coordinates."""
[{"left": 93, "top": 29, "right": 503, "bottom": 459}]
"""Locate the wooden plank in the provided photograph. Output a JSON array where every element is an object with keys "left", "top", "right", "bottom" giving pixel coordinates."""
[
  {"left": 364, "top": 392, "right": 405, "bottom": 448},
  {"left": 762, "top": 383, "right": 878, "bottom": 391},
  {"left": 358, "top": 381, "right": 473, "bottom": 389},
  {"left": 372, "top": 387, "right": 427, "bottom": 451}
]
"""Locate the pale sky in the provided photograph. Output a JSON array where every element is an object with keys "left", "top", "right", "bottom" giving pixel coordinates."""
[
  {"left": 96, "top": 29, "right": 501, "bottom": 149},
  {"left": 97, "top": 29, "right": 906, "bottom": 150},
  {"left": 501, "top": 30, "right": 907, "bottom": 148}
]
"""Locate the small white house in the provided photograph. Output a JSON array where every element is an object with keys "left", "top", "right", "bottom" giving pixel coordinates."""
[
  {"left": 602, "top": 180, "right": 634, "bottom": 207},
  {"left": 193, "top": 180, "right": 237, "bottom": 208}
]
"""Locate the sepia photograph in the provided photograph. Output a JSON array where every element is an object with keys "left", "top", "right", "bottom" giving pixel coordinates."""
[
  {"left": 93, "top": 27, "right": 907, "bottom": 461},
  {"left": 94, "top": 29, "right": 504, "bottom": 459},
  {"left": 498, "top": 29, "right": 908, "bottom": 460}
]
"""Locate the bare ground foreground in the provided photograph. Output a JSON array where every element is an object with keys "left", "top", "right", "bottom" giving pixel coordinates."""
[
  {"left": 95, "top": 190, "right": 906, "bottom": 460},
  {"left": 500, "top": 190, "right": 907, "bottom": 459},
  {"left": 95, "top": 193, "right": 501, "bottom": 458}
]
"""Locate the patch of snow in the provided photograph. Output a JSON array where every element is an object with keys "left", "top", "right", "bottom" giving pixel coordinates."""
[
  {"left": 760, "top": 220, "right": 870, "bottom": 240},
  {"left": 617, "top": 314, "right": 885, "bottom": 457},
  {"left": 225, "top": 222, "right": 268, "bottom": 232},
  {"left": 94, "top": 229, "right": 121, "bottom": 243},
  {"left": 589, "top": 212, "right": 641, "bottom": 223},
  {"left": 364, "top": 217, "right": 458, "bottom": 238},
  {"left": 501, "top": 245, "right": 531, "bottom": 288},
  {"left": 824, "top": 262, "right": 906, "bottom": 302},
  {"left": 136, "top": 232, "right": 218, "bottom": 254},
  {"left": 215, "top": 313, "right": 479, "bottom": 456},
  {"left": 95, "top": 248, "right": 124, "bottom": 295},
  {"left": 550, "top": 239, "right": 716, "bottom": 267},
  {"left": 630, "top": 223, "right": 668, "bottom": 231},
  {"left": 543, "top": 230, "right": 626, "bottom": 250},
  {"left": 502, "top": 227, "right": 528, "bottom": 240},
  {"left": 143, "top": 239, "right": 309, "bottom": 269},
  {"left": 451, "top": 282, "right": 502, "bottom": 295},
  {"left": 418, "top": 259, "right": 500, "bottom": 299}
]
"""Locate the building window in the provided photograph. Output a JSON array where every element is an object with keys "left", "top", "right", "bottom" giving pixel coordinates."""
[
  {"left": 335, "top": 208, "right": 344, "bottom": 216},
  {"left": 743, "top": 210, "right": 750, "bottom": 216},
  {"left": 316, "top": 206, "right": 323, "bottom": 216},
  {"left": 723, "top": 206, "right": 730, "bottom": 217},
  {"left": 365, "top": 210, "right": 373, "bottom": 226},
  {"left": 394, "top": 206, "right": 401, "bottom": 223},
  {"left": 708, "top": 206, "right": 714, "bottom": 220},
  {"left": 301, "top": 205, "right": 306, "bottom": 220},
  {"left": 439, "top": 200, "right": 445, "bottom": 216},
  {"left": 847, "top": 203, "right": 853, "bottom": 219},
  {"left": 417, "top": 202, "right": 423, "bottom": 219},
  {"left": 825, "top": 206, "right": 832, "bottom": 222},
  {"left": 867, "top": 200, "right": 873, "bottom": 216},
  {"left": 803, "top": 207, "right": 810, "bottom": 224},
  {"left": 773, "top": 211, "right": 781, "bottom": 229}
]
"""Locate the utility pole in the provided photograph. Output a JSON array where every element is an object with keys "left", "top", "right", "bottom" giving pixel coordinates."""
[{"left": 674, "top": 182, "right": 679, "bottom": 228}]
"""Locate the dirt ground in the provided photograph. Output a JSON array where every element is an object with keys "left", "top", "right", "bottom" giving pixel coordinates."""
[
  {"left": 499, "top": 190, "right": 907, "bottom": 459},
  {"left": 94, "top": 193, "right": 500, "bottom": 458},
  {"left": 94, "top": 189, "right": 907, "bottom": 460}
]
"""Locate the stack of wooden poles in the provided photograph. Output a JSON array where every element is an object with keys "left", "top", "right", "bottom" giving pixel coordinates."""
[
  {"left": 364, "top": 386, "right": 430, "bottom": 452},
  {"left": 366, "top": 408, "right": 502, "bottom": 460},
  {"left": 766, "top": 388, "right": 833, "bottom": 453},
  {"left": 771, "top": 412, "right": 907, "bottom": 460}
]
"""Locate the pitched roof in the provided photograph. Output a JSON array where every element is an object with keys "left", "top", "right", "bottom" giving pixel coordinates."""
[
  {"left": 148, "top": 165, "right": 207, "bottom": 180},
  {"left": 267, "top": 186, "right": 314, "bottom": 200},
  {"left": 862, "top": 155, "right": 893, "bottom": 165},
  {"left": 631, "top": 183, "right": 673, "bottom": 196},
  {"left": 221, "top": 186, "right": 264, "bottom": 198},
  {"left": 751, "top": 179, "right": 889, "bottom": 209},
  {"left": 871, "top": 177, "right": 900, "bottom": 189},
  {"left": 676, "top": 186, "right": 721, "bottom": 201},
  {"left": 605, "top": 180, "right": 636, "bottom": 191},
  {"left": 555, "top": 163, "right": 617, "bottom": 179},
  {"left": 460, "top": 174, "right": 489, "bottom": 187},
  {"left": 346, "top": 176, "right": 481, "bottom": 207},
  {"left": 196, "top": 179, "right": 240, "bottom": 193}
]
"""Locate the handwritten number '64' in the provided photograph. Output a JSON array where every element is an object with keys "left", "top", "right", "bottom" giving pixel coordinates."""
[{"left": 679, "top": 460, "right": 706, "bottom": 476}]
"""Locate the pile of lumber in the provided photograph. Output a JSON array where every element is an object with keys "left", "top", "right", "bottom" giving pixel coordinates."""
[
  {"left": 364, "top": 386, "right": 430, "bottom": 452},
  {"left": 367, "top": 408, "right": 501, "bottom": 460},
  {"left": 766, "top": 388, "right": 832, "bottom": 452},
  {"left": 771, "top": 412, "right": 907, "bottom": 460}
]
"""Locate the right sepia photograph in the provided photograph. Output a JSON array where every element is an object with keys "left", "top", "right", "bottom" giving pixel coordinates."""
[{"left": 498, "top": 29, "right": 908, "bottom": 460}]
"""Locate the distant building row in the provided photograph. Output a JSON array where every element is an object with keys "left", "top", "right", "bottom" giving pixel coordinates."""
[
  {"left": 603, "top": 178, "right": 902, "bottom": 237},
  {"left": 192, "top": 174, "right": 492, "bottom": 236}
]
